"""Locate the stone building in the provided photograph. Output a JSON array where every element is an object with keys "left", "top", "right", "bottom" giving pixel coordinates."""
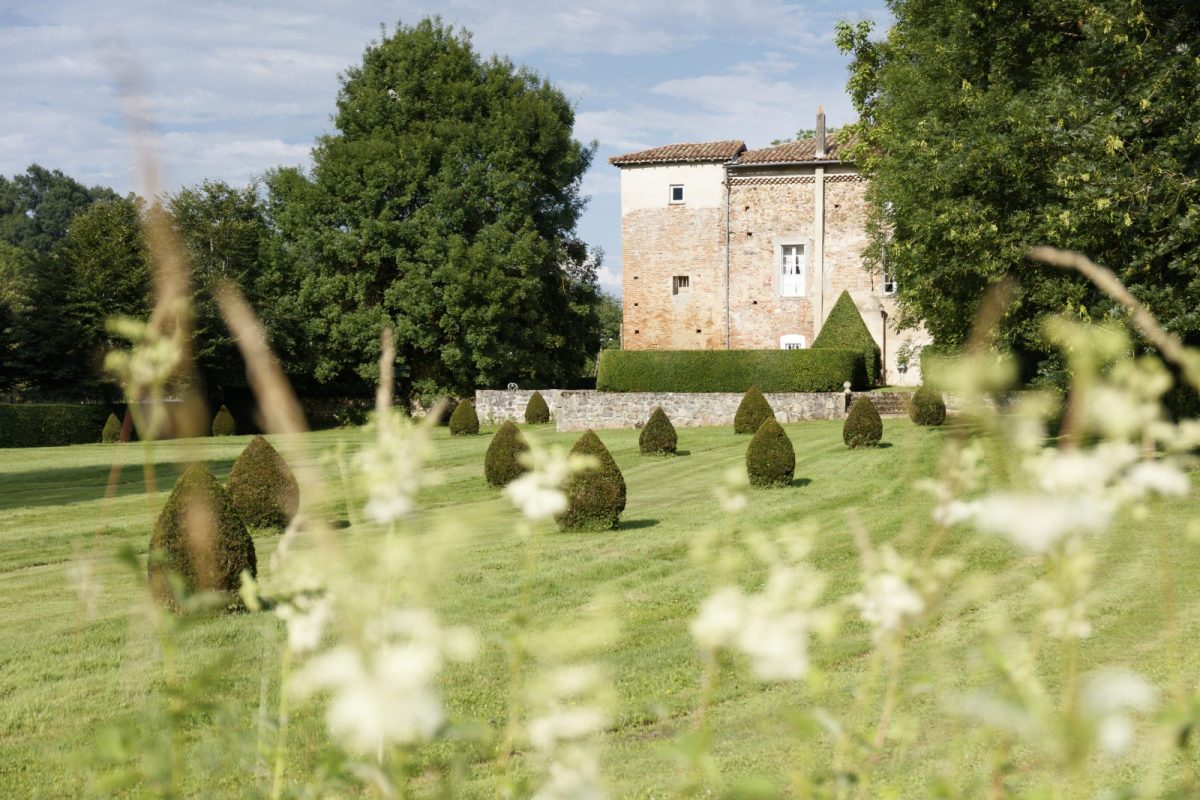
[{"left": 609, "top": 110, "right": 927, "bottom": 384}]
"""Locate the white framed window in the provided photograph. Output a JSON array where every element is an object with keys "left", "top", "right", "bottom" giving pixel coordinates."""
[
  {"left": 780, "top": 243, "right": 806, "bottom": 297},
  {"left": 669, "top": 184, "right": 685, "bottom": 204},
  {"left": 882, "top": 269, "right": 897, "bottom": 295},
  {"left": 780, "top": 334, "right": 806, "bottom": 350},
  {"left": 672, "top": 275, "right": 690, "bottom": 295}
]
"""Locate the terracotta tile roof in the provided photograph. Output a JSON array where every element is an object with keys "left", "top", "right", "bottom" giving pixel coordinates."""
[
  {"left": 608, "top": 140, "right": 746, "bottom": 166},
  {"left": 735, "top": 136, "right": 846, "bottom": 165}
]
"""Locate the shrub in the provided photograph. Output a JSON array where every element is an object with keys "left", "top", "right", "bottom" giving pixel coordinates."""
[
  {"left": 557, "top": 429, "right": 626, "bottom": 532},
  {"left": 299, "top": 398, "right": 373, "bottom": 430},
  {"left": 212, "top": 405, "right": 236, "bottom": 436},
  {"left": 639, "top": 406, "right": 677, "bottom": 455},
  {"left": 734, "top": 386, "right": 775, "bottom": 434},
  {"left": 910, "top": 384, "right": 947, "bottom": 426},
  {"left": 812, "top": 291, "right": 882, "bottom": 385},
  {"left": 524, "top": 391, "right": 551, "bottom": 424},
  {"left": 434, "top": 397, "right": 459, "bottom": 425},
  {"left": 148, "top": 463, "right": 257, "bottom": 611},
  {"left": 746, "top": 417, "right": 796, "bottom": 487},
  {"left": 449, "top": 399, "right": 480, "bottom": 435},
  {"left": 101, "top": 412, "right": 123, "bottom": 443},
  {"left": 596, "top": 348, "right": 868, "bottom": 393},
  {"left": 843, "top": 397, "right": 883, "bottom": 448},
  {"left": 485, "top": 420, "right": 529, "bottom": 487},
  {"left": 0, "top": 404, "right": 111, "bottom": 448},
  {"left": 226, "top": 436, "right": 299, "bottom": 529}
]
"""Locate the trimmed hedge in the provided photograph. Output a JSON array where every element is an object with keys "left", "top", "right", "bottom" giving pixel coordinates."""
[
  {"left": 843, "top": 397, "right": 883, "bottom": 448},
  {"left": 746, "top": 417, "right": 795, "bottom": 487},
  {"left": 524, "top": 391, "right": 550, "bottom": 424},
  {"left": 212, "top": 405, "right": 236, "bottom": 436},
  {"left": 0, "top": 404, "right": 111, "bottom": 448},
  {"left": 558, "top": 430, "right": 626, "bottom": 532},
  {"left": 910, "top": 384, "right": 946, "bottom": 426},
  {"left": 101, "top": 413, "right": 123, "bottom": 444},
  {"left": 639, "top": 406, "right": 677, "bottom": 455},
  {"left": 449, "top": 399, "right": 480, "bottom": 435},
  {"left": 226, "top": 436, "right": 299, "bottom": 529},
  {"left": 734, "top": 386, "right": 775, "bottom": 434},
  {"left": 485, "top": 421, "right": 529, "bottom": 487},
  {"left": 812, "top": 291, "right": 882, "bottom": 385},
  {"left": 596, "top": 348, "right": 868, "bottom": 393}
]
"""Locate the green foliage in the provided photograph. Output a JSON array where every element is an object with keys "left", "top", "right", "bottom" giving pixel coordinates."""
[
  {"left": 270, "top": 19, "right": 601, "bottom": 398},
  {"left": 0, "top": 164, "right": 118, "bottom": 256},
  {"left": 598, "top": 292, "right": 622, "bottom": 350},
  {"left": 558, "top": 429, "right": 626, "bottom": 531},
  {"left": 0, "top": 403, "right": 109, "bottom": 447},
  {"left": 300, "top": 398, "right": 372, "bottom": 430},
  {"left": 211, "top": 405, "right": 236, "bottom": 436},
  {"left": 638, "top": 406, "right": 677, "bottom": 455},
  {"left": 484, "top": 420, "right": 529, "bottom": 487},
  {"left": 812, "top": 291, "right": 881, "bottom": 385},
  {"left": 843, "top": 397, "right": 883, "bottom": 449},
  {"left": 449, "top": 399, "right": 480, "bottom": 435},
  {"left": 101, "top": 412, "right": 122, "bottom": 444},
  {"left": 734, "top": 387, "right": 776, "bottom": 435},
  {"left": 836, "top": 5, "right": 1200, "bottom": 368},
  {"left": 524, "top": 391, "right": 550, "bottom": 424},
  {"left": 148, "top": 463, "right": 256, "bottom": 611},
  {"left": 226, "top": 436, "right": 299, "bottom": 529},
  {"left": 597, "top": 349, "right": 868, "bottom": 393},
  {"left": 910, "top": 384, "right": 946, "bottom": 427},
  {"left": 745, "top": 417, "right": 796, "bottom": 487}
]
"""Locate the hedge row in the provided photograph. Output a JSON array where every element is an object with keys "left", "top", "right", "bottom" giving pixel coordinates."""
[
  {"left": 0, "top": 404, "right": 112, "bottom": 448},
  {"left": 595, "top": 349, "right": 868, "bottom": 393}
]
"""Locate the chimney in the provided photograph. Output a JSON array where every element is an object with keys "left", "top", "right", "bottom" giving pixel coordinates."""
[{"left": 815, "top": 105, "right": 826, "bottom": 158}]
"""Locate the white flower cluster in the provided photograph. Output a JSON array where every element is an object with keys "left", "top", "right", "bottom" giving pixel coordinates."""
[
  {"left": 356, "top": 410, "right": 439, "bottom": 525},
  {"left": 274, "top": 592, "right": 332, "bottom": 655},
  {"left": 291, "top": 608, "right": 476, "bottom": 755},
  {"left": 504, "top": 445, "right": 596, "bottom": 523},
  {"left": 527, "top": 664, "right": 610, "bottom": 800},
  {"left": 1083, "top": 669, "right": 1157, "bottom": 756}
]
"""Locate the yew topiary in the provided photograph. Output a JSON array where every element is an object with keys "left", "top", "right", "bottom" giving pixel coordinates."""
[
  {"left": 102, "top": 412, "right": 122, "bottom": 443},
  {"left": 448, "top": 399, "right": 480, "bottom": 435},
  {"left": 485, "top": 420, "right": 529, "bottom": 487},
  {"left": 843, "top": 397, "right": 883, "bottom": 448},
  {"left": 524, "top": 391, "right": 551, "bottom": 424},
  {"left": 639, "top": 406, "right": 677, "bottom": 455},
  {"left": 909, "top": 384, "right": 947, "bottom": 426},
  {"left": 557, "top": 429, "right": 626, "bottom": 531},
  {"left": 148, "top": 463, "right": 257, "bottom": 611},
  {"left": 734, "top": 386, "right": 775, "bottom": 434},
  {"left": 812, "top": 290, "right": 882, "bottom": 384},
  {"left": 226, "top": 435, "right": 299, "bottom": 529},
  {"left": 211, "top": 405, "right": 236, "bottom": 436},
  {"left": 745, "top": 417, "right": 796, "bottom": 487}
]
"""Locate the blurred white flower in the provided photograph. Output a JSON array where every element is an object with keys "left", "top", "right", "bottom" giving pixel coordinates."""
[
  {"left": 66, "top": 556, "right": 101, "bottom": 619},
  {"left": 533, "top": 746, "right": 604, "bottom": 800},
  {"left": 852, "top": 572, "right": 924, "bottom": 637},
  {"left": 965, "top": 493, "right": 1114, "bottom": 553},
  {"left": 505, "top": 446, "right": 594, "bottom": 522},
  {"left": 357, "top": 410, "right": 438, "bottom": 525},
  {"left": 1125, "top": 460, "right": 1189, "bottom": 498},
  {"left": 714, "top": 466, "right": 750, "bottom": 514},
  {"left": 274, "top": 593, "right": 332, "bottom": 655},
  {"left": 1083, "top": 670, "right": 1157, "bottom": 756},
  {"left": 690, "top": 587, "right": 746, "bottom": 651}
]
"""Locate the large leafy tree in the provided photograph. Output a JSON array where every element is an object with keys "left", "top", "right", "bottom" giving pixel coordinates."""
[
  {"left": 278, "top": 18, "right": 599, "bottom": 399},
  {"left": 837, "top": 2, "right": 1200, "bottom": 377},
  {"left": 0, "top": 164, "right": 118, "bottom": 255}
]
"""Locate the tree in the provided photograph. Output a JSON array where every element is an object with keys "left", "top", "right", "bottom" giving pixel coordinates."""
[
  {"left": 836, "top": 3, "right": 1200, "bottom": 380},
  {"left": 0, "top": 164, "right": 118, "bottom": 255},
  {"left": 276, "top": 18, "right": 600, "bottom": 401},
  {"left": 597, "top": 291, "right": 622, "bottom": 350}
]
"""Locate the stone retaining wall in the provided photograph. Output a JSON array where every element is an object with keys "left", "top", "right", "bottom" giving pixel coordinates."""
[{"left": 477, "top": 389, "right": 915, "bottom": 432}]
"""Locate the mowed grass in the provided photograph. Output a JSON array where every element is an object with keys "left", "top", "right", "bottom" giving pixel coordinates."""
[{"left": 0, "top": 419, "right": 1197, "bottom": 797}]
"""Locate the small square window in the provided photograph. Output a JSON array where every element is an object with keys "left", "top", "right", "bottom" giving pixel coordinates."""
[
  {"left": 672, "top": 275, "right": 690, "bottom": 295},
  {"left": 882, "top": 270, "right": 898, "bottom": 295},
  {"left": 669, "top": 184, "right": 684, "bottom": 204}
]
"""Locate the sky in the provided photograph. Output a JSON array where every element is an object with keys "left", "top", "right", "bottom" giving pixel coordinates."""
[{"left": 0, "top": 1, "right": 889, "bottom": 296}]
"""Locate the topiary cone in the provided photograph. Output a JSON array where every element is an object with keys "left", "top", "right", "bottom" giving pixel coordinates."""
[
  {"left": 212, "top": 405, "right": 236, "bottom": 436},
  {"left": 557, "top": 429, "right": 626, "bottom": 531},
  {"left": 102, "top": 412, "right": 122, "bottom": 443},
  {"left": 909, "top": 384, "right": 947, "bottom": 426},
  {"left": 812, "top": 290, "right": 882, "bottom": 385},
  {"left": 843, "top": 396, "right": 883, "bottom": 448},
  {"left": 149, "top": 463, "right": 257, "bottom": 611},
  {"left": 734, "top": 386, "right": 775, "bottom": 434},
  {"left": 485, "top": 420, "right": 530, "bottom": 487},
  {"left": 226, "top": 435, "right": 299, "bottom": 529},
  {"left": 639, "top": 406, "right": 677, "bottom": 455},
  {"left": 524, "top": 391, "right": 550, "bottom": 424},
  {"left": 449, "top": 398, "right": 480, "bottom": 435},
  {"left": 746, "top": 417, "right": 796, "bottom": 487}
]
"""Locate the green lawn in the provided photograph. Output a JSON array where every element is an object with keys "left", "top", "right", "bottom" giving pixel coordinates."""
[{"left": 0, "top": 419, "right": 1196, "bottom": 797}]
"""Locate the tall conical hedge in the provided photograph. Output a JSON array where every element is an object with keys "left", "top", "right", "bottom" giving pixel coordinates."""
[
  {"left": 149, "top": 463, "right": 257, "bottom": 611},
  {"left": 843, "top": 396, "right": 883, "bottom": 448},
  {"left": 909, "top": 384, "right": 946, "bottom": 426},
  {"left": 639, "top": 406, "right": 677, "bottom": 455},
  {"left": 557, "top": 429, "right": 626, "bottom": 531},
  {"left": 524, "top": 391, "right": 551, "bottom": 424},
  {"left": 485, "top": 420, "right": 530, "bottom": 487},
  {"left": 101, "top": 412, "right": 122, "bottom": 444},
  {"left": 734, "top": 386, "right": 775, "bottom": 434},
  {"left": 449, "top": 399, "right": 480, "bottom": 435},
  {"left": 211, "top": 405, "right": 236, "bottom": 436},
  {"left": 812, "top": 291, "right": 882, "bottom": 385},
  {"left": 226, "top": 435, "right": 299, "bottom": 529},
  {"left": 746, "top": 417, "right": 795, "bottom": 487}
]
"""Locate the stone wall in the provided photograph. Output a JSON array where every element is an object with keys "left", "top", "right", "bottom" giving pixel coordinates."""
[{"left": 475, "top": 390, "right": 567, "bottom": 424}]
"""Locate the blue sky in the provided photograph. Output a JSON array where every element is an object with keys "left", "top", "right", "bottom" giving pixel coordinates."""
[{"left": 0, "top": 1, "right": 888, "bottom": 296}]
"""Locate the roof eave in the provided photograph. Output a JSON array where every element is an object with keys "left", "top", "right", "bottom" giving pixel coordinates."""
[{"left": 727, "top": 158, "right": 850, "bottom": 169}]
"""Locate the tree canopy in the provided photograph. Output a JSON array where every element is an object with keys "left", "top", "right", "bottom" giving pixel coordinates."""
[{"left": 837, "top": 1, "right": 1200, "bottom": 379}]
